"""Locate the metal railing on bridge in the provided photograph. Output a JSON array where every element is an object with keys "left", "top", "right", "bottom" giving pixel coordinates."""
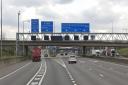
[{"left": 18, "top": 32, "right": 128, "bottom": 41}]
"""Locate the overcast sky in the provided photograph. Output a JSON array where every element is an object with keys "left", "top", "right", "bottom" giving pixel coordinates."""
[{"left": 1, "top": 0, "right": 128, "bottom": 39}]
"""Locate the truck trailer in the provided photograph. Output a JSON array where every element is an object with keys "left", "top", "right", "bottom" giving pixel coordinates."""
[{"left": 32, "top": 47, "right": 41, "bottom": 62}]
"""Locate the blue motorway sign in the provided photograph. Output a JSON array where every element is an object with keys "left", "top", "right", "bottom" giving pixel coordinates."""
[
  {"left": 61, "top": 23, "right": 90, "bottom": 32},
  {"left": 31, "top": 19, "right": 39, "bottom": 33},
  {"left": 41, "top": 21, "right": 53, "bottom": 32}
]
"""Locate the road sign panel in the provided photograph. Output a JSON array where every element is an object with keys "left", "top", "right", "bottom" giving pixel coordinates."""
[
  {"left": 31, "top": 19, "right": 39, "bottom": 33},
  {"left": 41, "top": 21, "right": 53, "bottom": 32},
  {"left": 61, "top": 23, "right": 90, "bottom": 32}
]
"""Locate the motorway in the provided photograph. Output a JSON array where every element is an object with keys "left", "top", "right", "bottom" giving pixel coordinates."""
[{"left": 0, "top": 57, "right": 128, "bottom": 85}]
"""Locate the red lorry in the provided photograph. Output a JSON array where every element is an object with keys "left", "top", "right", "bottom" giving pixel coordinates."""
[{"left": 32, "top": 47, "right": 41, "bottom": 62}]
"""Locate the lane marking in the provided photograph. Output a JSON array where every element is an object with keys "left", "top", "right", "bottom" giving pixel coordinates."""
[
  {"left": 38, "top": 61, "right": 47, "bottom": 85},
  {"left": 54, "top": 58, "right": 78, "bottom": 85},
  {"left": 0, "top": 62, "right": 31, "bottom": 80},
  {"left": 99, "top": 74, "right": 104, "bottom": 78},
  {"left": 31, "top": 82, "right": 38, "bottom": 85},
  {"left": 72, "top": 80, "right": 75, "bottom": 83},
  {"left": 34, "top": 78, "right": 41, "bottom": 81},
  {"left": 54, "top": 58, "right": 66, "bottom": 68},
  {"left": 36, "top": 75, "right": 42, "bottom": 77},
  {"left": 88, "top": 60, "right": 99, "bottom": 63},
  {"left": 79, "top": 60, "right": 85, "bottom": 63},
  {"left": 26, "top": 63, "right": 42, "bottom": 85},
  {"left": 27, "top": 60, "right": 47, "bottom": 85}
]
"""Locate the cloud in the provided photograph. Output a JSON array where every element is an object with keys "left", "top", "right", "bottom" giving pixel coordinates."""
[
  {"left": 9, "top": 0, "right": 74, "bottom": 8},
  {"left": 10, "top": 0, "right": 48, "bottom": 7},
  {"left": 37, "top": 6, "right": 61, "bottom": 20},
  {"left": 110, "top": 0, "right": 128, "bottom": 6},
  {"left": 1, "top": 0, "right": 128, "bottom": 39},
  {"left": 82, "top": 0, "right": 122, "bottom": 25},
  {"left": 2, "top": 7, "right": 17, "bottom": 27},
  {"left": 53, "top": 0, "right": 74, "bottom": 4}
]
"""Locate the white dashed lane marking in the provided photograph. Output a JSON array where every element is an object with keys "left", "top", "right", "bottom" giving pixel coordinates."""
[{"left": 27, "top": 60, "right": 47, "bottom": 85}]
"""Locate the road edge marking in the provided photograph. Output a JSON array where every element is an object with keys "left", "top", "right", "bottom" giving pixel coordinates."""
[
  {"left": 0, "top": 62, "right": 31, "bottom": 80},
  {"left": 57, "top": 58, "right": 78, "bottom": 85},
  {"left": 26, "top": 63, "right": 42, "bottom": 85},
  {"left": 38, "top": 60, "right": 47, "bottom": 85}
]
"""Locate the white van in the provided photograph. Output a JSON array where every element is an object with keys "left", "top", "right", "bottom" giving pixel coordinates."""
[{"left": 68, "top": 55, "right": 77, "bottom": 64}]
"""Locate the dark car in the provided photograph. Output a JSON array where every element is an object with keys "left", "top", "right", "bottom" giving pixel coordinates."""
[{"left": 44, "top": 54, "right": 48, "bottom": 57}]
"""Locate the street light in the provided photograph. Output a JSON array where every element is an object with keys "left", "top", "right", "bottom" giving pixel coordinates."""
[
  {"left": 16, "top": 11, "right": 20, "bottom": 57},
  {"left": 18, "top": 11, "right": 20, "bottom": 39},
  {"left": 1, "top": 0, "right": 3, "bottom": 59}
]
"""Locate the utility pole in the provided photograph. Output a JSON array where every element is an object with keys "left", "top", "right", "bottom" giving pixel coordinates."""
[
  {"left": 23, "top": 21, "right": 24, "bottom": 56},
  {"left": 1, "top": 0, "right": 3, "bottom": 59},
  {"left": 16, "top": 11, "right": 20, "bottom": 57}
]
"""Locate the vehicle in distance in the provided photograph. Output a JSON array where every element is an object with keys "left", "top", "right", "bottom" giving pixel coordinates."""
[
  {"left": 68, "top": 55, "right": 77, "bottom": 64},
  {"left": 65, "top": 53, "right": 68, "bottom": 55},
  {"left": 60, "top": 53, "right": 64, "bottom": 56},
  {"left": 32, "top": 47, "right": 41, "bottom": 62},
  {"left": 44, "top": 54, "right": 48, "bottom": 57}
]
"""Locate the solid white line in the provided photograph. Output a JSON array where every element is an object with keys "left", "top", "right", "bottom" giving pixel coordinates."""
[
  {"left": 31, "top": 82, "right": 38, "bottom": 85},
  {"left": 99, "top": 74, "right": 104, "bottom": 78},
  {"left": 72, "top": 80, "right": 75, "bottom": 83},
  {"left": 62, "top": 59, "right": 76, "bottom": 84},
  {"left": 38, "top": 61, "right": 47, "bottom": 85},
  {"left": 54, "top": 59, "right": 66, "bottom": 68},
  {"left": 0, "top": 62, "right": 31, "bottom": 80},
  {"left": 26, "top": 63, "right": 42, "bottom": 85},
  {"left": 54, "top": 59, "right": 77, "bottom": 85}
]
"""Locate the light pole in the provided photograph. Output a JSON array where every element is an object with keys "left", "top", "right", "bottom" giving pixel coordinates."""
[
  {"left": 18, "top": 11, "right": 20, "bottom": 39},
  {"left": 23, "top": 21, "right": 24, "bottom": 56},
  {"left": 1, "top": 0, "right": 3, "bottom": 59},
  {"left": 16, "top": 11, "right": 20, "bottom": 57}
]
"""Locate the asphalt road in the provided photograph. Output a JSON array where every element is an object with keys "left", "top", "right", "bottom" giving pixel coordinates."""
[
  {"left": 64, "top": 58, "right": 128, "bottom": 85},
  {"left": 42, "top": 59, "right": 73, "bottom": 85},
  {"left": 0, "top": 57, "right": 128, "bottom": 85},
  {"left": 0, "top": 60, "right": 41, "bottom": 85}
]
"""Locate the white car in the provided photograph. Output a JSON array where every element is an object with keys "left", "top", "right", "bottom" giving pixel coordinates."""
[{"left": 68, "top": 55, "right": 77, "bottom": 64}]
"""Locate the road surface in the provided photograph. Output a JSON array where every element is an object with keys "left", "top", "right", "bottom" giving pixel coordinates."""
[
  {"left": 0, "top": 57, "right": 128, "bottom": 85},
  {"left": 64, "top": 58, "right": 128, "bottom": 85}
]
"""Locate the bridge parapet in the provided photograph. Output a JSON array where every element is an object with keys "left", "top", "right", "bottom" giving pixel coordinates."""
[{"left": 18, "top": 33, "right": 128, "bottom": 41}]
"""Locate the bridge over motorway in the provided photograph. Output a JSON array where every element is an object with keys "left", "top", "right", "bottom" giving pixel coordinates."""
[
  {"left": 1, "top": 33, "right": 128, "bottom": 47},
  {"left": 2, "top": 40, "right": 128, "bottom": 47}
]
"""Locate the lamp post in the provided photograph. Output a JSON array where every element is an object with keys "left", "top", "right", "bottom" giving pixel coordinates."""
[
  {"left": 18, "top": 11, "right": 20, "bottom": 39},
  {"left": 16, "top": 11, "right": 20, "bottom": 57},
  {"left": 23, "top": 21, "right": 24, "bottom": 56},
  {"left": 1, "top": 0, "right": 3, "bottom": 59}
]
